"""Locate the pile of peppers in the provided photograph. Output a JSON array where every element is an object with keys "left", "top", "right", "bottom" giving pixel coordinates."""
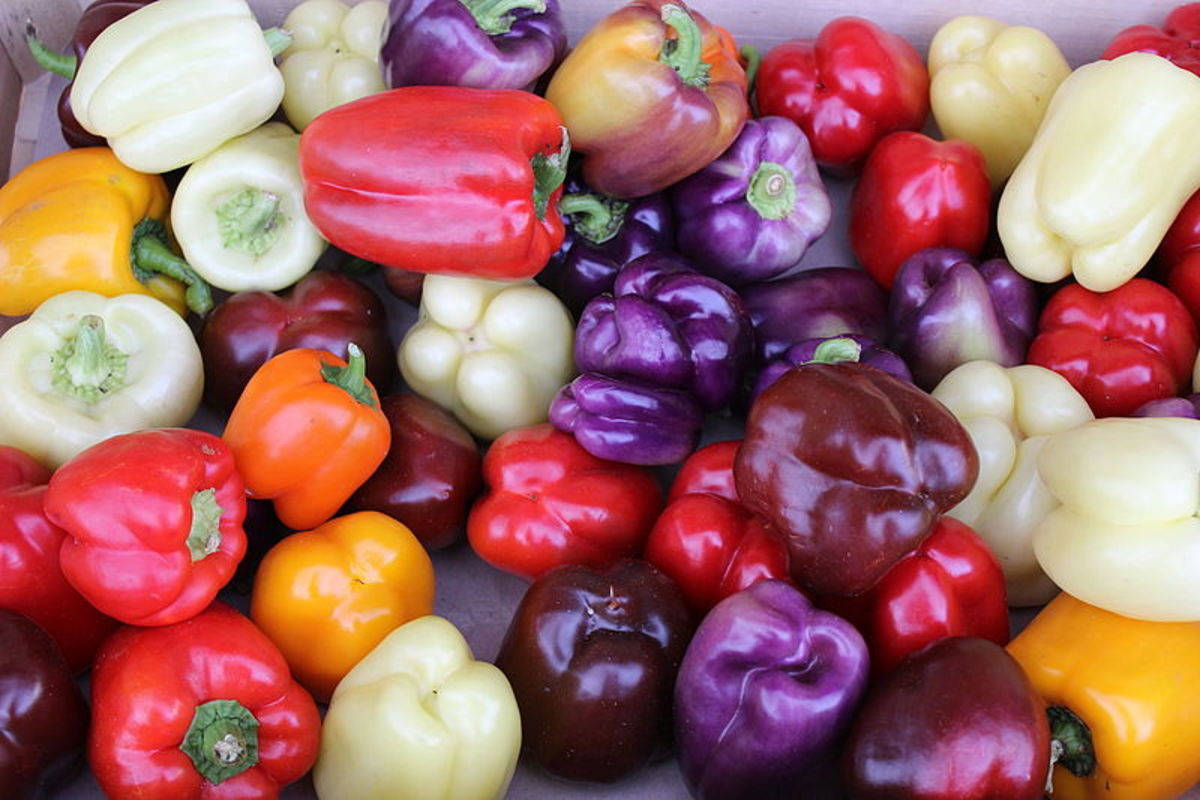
[{"left": 6, "top": 0, "right": 1200, "bottom": 799}]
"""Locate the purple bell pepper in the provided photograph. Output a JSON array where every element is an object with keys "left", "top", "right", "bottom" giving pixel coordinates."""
[
  {"left": 674, "top": 580, "right": 869, "bottom": 800},
  {"left": 889, "top": 248, "right": 1039, "bottom": 389},
  {"left": 550, "top": 373, "right": 703, "bottom": 466},
  {"left": 383, "top": 0, "right": 567, "bottom": 90},
  {"left": 575, "top": 252, "right": 753, "bottom": 410},
  {"left": 752, "top": 335, "right": 912, "bottom": 404},
  {"left": 742, "top": 267, "right": 889, "bottom": 363},
  {"left": 672, "top": 116, "right": 831, "bottom": 287},
  {"left": 1133, "top": 394, "right": 1200, "bottom": 418}
]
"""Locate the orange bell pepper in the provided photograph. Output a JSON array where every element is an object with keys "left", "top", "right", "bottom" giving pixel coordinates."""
[
  {"left": 1007, "top": 593, "right": 1200, "bottom": 800},
  {"left": 223, "top": 344, "right": 389, "bottom": 531},
  {"left": 250, "top": 511, "right": 435, "bottom": 703}
]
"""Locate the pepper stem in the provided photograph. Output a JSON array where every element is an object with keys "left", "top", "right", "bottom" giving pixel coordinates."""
[
  {"left": 130, "top": 219, "right": 214, "bottom": 315},
  {"left": 180, "top": 699, "right": 260, "bottom": 785},
  {"left": 558, "top": 193, "right": 629, "bottom": 245},
  {"left": 51, "top": 316, "right": 129, "bottom": 404},
  {"left": 216, "top": 188, "right": 286, "bottom": 257},
  {"left": 806, "top": 337, "right": 862, "bottom": 365},
  {"left": 660, "top": 4, "right": 711, "bottom": 89},
  {"left": 746, "top": 161, "right": 797, "bottom": 221},
  {"left": 740, "top": 44, "right": 761, "bottom": 90},
  {"left": 460, "top": 0, "right": 546, "bottom": 35},
  {"left": 25, "top": 24, "right": 76, "bottom": 79},
  {"left": 531, "top": 127, "right": 570, "bottom": 221},
  {"left": 320, "top": 343, "right": 377, "bottom": 408},
  {"left": 262, "top": 27, "right": 293, "bottom": 57},
  {"left": 186, "top": 489, "right": 224, "bottom": 562},
  {"left": 1047, "top": 706, "right": 1096, "bottom": 779}
]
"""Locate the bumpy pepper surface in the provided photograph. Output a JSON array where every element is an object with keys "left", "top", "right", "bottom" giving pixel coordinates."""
[{"left": 1102, "top": 3, "right": 1200, "bottom": 76}]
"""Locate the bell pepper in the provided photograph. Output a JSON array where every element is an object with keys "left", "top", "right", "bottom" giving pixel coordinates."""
[
  {"left": 928, "top": 16, "right": 1070, "bottom": 187},
  {"left": 89, "top": 603, "right": 320, "bottom": 799},
  {"left": 671, "top": 116, "right": 832, "bottom": 286},
  {"left": 300, "top": 87, "right": 569, "bottom": 280},
  {"left": 644, "top": 441, "right": 791, "bottom": 616},
  {"left": 1007, "top": 593, "right": 1200, "bottom": 800},
  {"left": 755, "top": 17, "right": 929, "bottom": 171},
  {"left": 889, "top": 248, "right": 1038, "bottom": 389},
  {"left": 931, "top": 361, "right": 1093, "bottom": 606},
  {"left": 1026, "top": 278, "right": 1199, "bottom": 417},
  {"left": 0, "top": 446, "right": 117, "bottom": 673},
  {"left": 384, "top": 0, "right": 567, "bottom": 91},
  {"left": 1034, "top": 417, "right": 1200, "bottom": 622},
  {"left": 1158, "top": 188, "right": 1200, "bottom": 326},
  {"left": 467, "top": 424, "right": 662, "bottom": 580},
  {"left": 314, "top": 615, "right": 521, "bottom": 800},
  {"left": 752, "top": 335, "right": 912, "bottom": 404},
  {"left": 1136, "top": 394, "right": 1200, "bottom": 417},
  {"left": 1102, "top": 3, "right": 1200, "bottom": 76},
  {"left": 849, "top": 132, "right": 992, "bottom": 290},
  {"left": 0, "top": 147, "right": 211, "bottom": 317},
  {"left": 845, "top": 637, "right": 1050, "bottom": 800},
  {"left": 43, "top": 429, "right": 246, "bottom": 627},
  {"left": 279, "top": 0, "right": 389, "bottom": 131},
  {"left": 998, "top": 53, "right": 1200, "bottom": 292},
  {"left": 675, "top": 580, "right": 868, "bottom": 800},
  {"left": 399, "top": 275, "right": 575, "bottom": 440},
  {"left": 735, "top": 362, "right": 978, "bottom": 597},
  {"left": 543, "top": 0, "right": 748, "bottom": 198},
  {"left": 69, "top": 0, "right": 289, "bottom": 174},
  {"left": 0, "top": 291, "right": 203, "bottom": 469},
  {"left": 170, "top": 123, "right": 326, "bottom": 292},
  {"left": 224, "top": 346, "right": 390, "bottom": 531},
  {"left": 250, "top": 511, "right": 435, "bottom": 703}
]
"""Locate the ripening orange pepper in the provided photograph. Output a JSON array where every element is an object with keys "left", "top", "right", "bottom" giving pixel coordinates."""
[
  {"left": 250, "top": 511, "right": 435, "bottom": 703},
  {"left": 223, "top": 345, "right": 390, "bottom": 531},
  {"left": 1007, "top": 593, "right": 1200, "bottom": 800}
]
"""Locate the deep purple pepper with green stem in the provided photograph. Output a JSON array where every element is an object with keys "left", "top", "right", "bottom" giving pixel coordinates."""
[
  {"left": 672, "top": 116, "right": 831, "bottom": 286},
  {"left": 752, "top": 335, "right": 912, "bottom": 403}
]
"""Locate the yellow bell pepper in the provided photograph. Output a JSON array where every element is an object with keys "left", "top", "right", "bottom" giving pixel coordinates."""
[
  {"left": 998, "top": 52, "right": 1200, "bottom": 292},
  {"left": 928, "top": 15, "right": 1070, "bottom": 187},
  {"left": 0, "top": 148, "right": 211, "bottom": 316},
  {"left": 1008, "top": 593, "right": 1200, "bottom": 800}
]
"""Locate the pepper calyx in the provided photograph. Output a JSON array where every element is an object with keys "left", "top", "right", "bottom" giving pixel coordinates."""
[
  {"left": 531, "top": 127, "right": 571, "bottom": 221},
  {"left": 558, "top": 193, "right": 629, "bottom": 245},
  {"left": 746, "top": 161, "right": 797, "bottom": 220},
  {"left": 216, "top": 188, "right": 287, "bottom": 257},
  {"left": 131, "top": 219, "right": 214, "bottom": 315},
  {"left": 320, "top": 343, "right": 377, "bottom": 408},
  {"left": 180, "top": 699, "right": 260, "bottom": 785},
  {"left": 51, "top": 315, "right": 129, "bottom": 404},
  {"left": 460, "top": 0, "right": 546, "bottom": 36}
]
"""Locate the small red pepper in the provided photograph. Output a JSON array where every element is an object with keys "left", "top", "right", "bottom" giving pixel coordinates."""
[
  {"left": 1102, "top": 3, "right": 1200, "bottom": 76},
  {"left": 1159, "top": 188, "right": 1200, "bottom": 326}
]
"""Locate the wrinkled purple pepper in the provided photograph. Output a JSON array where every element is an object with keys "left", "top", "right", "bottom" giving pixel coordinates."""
[
  {"left": 575, "top": 252, "right": 753, "bottom": 410},
  {"left": 674, "top": 580, "right": 869, "bottom": 800},
  {"left": 889, "top": 248, "right": 1039, "bottom": 390},
  {"left": 672, "top": 116, "right": 831, "bottom": 287},
  {"left": 742, "top": 267, "right": 889, "bottom": 363},
  {"left": 383, "top": 0, "right": 566, "bottom": 90},
  {"left": 1133, "top": 394, "right": 1200, "bottom": 418},
  {"left": 752, "top": 335, "right": 912, "bottom": 403}
]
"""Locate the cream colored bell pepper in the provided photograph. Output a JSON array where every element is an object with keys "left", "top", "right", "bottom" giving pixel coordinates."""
[
  {"left": 932, "top": 361, "right": 1093, "bottom": 606},
  {"left": 1035, "top": 417, "right": 1200, "bottom": 621},
  {"left": 313, "top": 615, "right": 520, "bottom": 800},
  {"left": 399, "top": 275, "right": 575, "bottom": 440},
  {"left": 0, "top": 292, "right": 203, "bottom": 468},
  {"left": 928, "top": 15, "right": 1069, "bottom": 187},
  {"left": 998, "top": 52, "right": 1200, "bottom": 292},
  {"left": 279, "top": 0, "right": 389, "bottom": 131}
]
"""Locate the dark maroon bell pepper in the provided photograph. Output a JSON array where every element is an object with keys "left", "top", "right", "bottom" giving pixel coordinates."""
[
  {"left": 199, "top": 270, "right": 394, "bottom": 412},
  {"left": 495, "top": 559, "right": 693, "bottom": 783},
  {"left": 843, "top": 637, "right": 1050, "bottom": 800},
  {"left": 383, "top": 0, "right": 566, "bottom": 90},
  {"left": 675, "top": 580, "right": 869, "bottom": 800},
  {"left": 752, "top": 335, "right": 912, "bottom": 403},
  {"left": 735, "top": 362, "right": 978, "bottom": 596},
  {"left": 0, "top": 610, "right": 89, "bottom": 799}
]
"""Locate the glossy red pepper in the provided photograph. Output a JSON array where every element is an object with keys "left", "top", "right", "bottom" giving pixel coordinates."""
[
  {"left": 0, "top": 446, "right": 116, "bottom": 673},
  {"left": 89, "top": 603, "right": 320, "bottom": 799},
  {"left": 1158, "top": 188, "right": 1200, "bottom": 326},
  {"left": 467, "top": 424, "right": 663, "bottom": 580},
  {"left": 300, "top": 87, "right": 569, "bottom": 281},
  {"left": 849, "top": 132, "right": 991, "bottom": 289},
  {"left": 756, "top": 17, "right": 930, "bottom": 171},
  {"left": 1026, "top": 278, "right": 1199, "bottom": 418},
  {"left": 1102, "top": 3, "right": 1200, "bottom": 76},
  {"left": 821, "top": 517, "right": 1008, "bottom": 677}
]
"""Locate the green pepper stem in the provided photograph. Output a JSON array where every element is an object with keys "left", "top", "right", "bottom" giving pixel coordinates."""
[
  {"left": 558, "top": 193, "right": 629, "bottom": 245},
  {"left": 180, "top": 700, "right": 260, "bottom": 785},
  {"left": 531, "top": 127, "right": 570, "bottom": 221},
  {"left": 321, "top": 343, "right": 377, "bottom": 408},
  {"left": 746, "top": 161, "right": 797, "bottom": 221},
  {"left": 216, "top": 188, "right": 286, "bottom": 257},
  {"left": 130, "top": 219, "right": 214, "bottom": 315},
  {"left": 262, "top": 27, "right": 293, "bottom": 57},
  {"left": 186, "top": 489, "right": 224, "bottom": 562},
  {"left": 339, "top": 257, "right": 379, "bottom": 277},
  {"left": 660, "top": 4, "right": 711, "bottom": 89},
  {"left": 460, "top": 0, "right": 546, "bottom": 35},
  {"left": 1047, "top": 706, "right": 1097, "bottom": 779},
  {"left": 25, "top": 24, "right": 76, "bottom": 79},
  {"left": 51, "top": 315, "right": 129, "bottom": 404},
  {"left": 740, "top": 44, "right": 761, "bottom": 93},
  {"left": 806, "top": 337, "right": 862, "bottom": 365}
]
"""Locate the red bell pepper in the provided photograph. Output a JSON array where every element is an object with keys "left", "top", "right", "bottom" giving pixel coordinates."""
[
  {"left": 299, "top": 87, "right": 569, "bottom": 281},
  {"left": 467, "top": 423, "right": 663, "bottom": 580},
  {"left": 44, "top": 429, "right": 247, "bottom": 627},
  {"left": 0, "top": 445, "right": 117, "bottom": 673},
  {"left": 89, "top": 603, "right": 320, "bottom": 799},
  {"left": 821, "top": 517, "right": 1008, "bottom": 677},
  {"left": 1159, "top": 188, "right": 1200, "bottom": 326},
  {"left": 849, "top": 132, "right": 991, "bottom": 289},
  {"left": 644, "top": 441, "right": 791, "bottom": 615},
  {"left": 1102, "top": 3, "right": 1200, "bottom": 76},
  {"left": 755, "top": 17, "right": 930, "bottom": 171},
  {"left": 1026, "top": 278, "right": 1200, "bottom": 417}
]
